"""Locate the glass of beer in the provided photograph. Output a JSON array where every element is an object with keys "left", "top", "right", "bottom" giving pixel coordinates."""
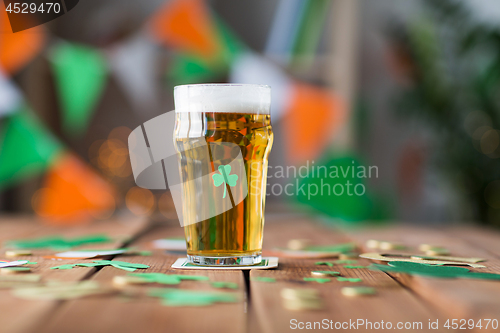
[{"left": 173, "top": 84, "right": 273, "bottom": 266}]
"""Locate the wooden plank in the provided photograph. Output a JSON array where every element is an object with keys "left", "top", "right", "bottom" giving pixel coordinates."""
[
  {"left": 0, "top": 216, "right": 46, "bottom": 243},
  {"left": 450, "top": 225, "right": 500, "bottom": 258},
  {"left": 250, "top": 218, "right": 444, "bottom": 333},
  {"left": 0, "top": 216, "right": 149, "bottom": 333},
  {"left": 37, "top": 225, "right": 247, "bottom": 333},
  {"left": 343, "top": 224, "right": 500, "bottom": 331}
]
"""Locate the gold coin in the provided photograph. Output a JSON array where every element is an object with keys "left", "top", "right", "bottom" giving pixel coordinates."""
[
  {"left": 366, "top": 240, "right": 380, "bottom": 249},
  {"left": 0, "top": 267, "right": 31, "bottom": 275},
  {"left": 5, "top": 250, "right": 32, "bottom": 257},
  {"left": 287, "top": 239, "right": 311, "bottom": 251},
  {"left": 112, "top": 275, "right": 147, "bottom": 287},
  {"left": 341, "top": 286, "right": 376, "bottom": 297},
  {"left": 281, "top": 288, "right": 318, "bottom": 300},
  {"left": 418, "top": 244, "right": 437, "bottom": 252},
  {"left": 283, "top": 298, "right": 323, "bottom": 311}
]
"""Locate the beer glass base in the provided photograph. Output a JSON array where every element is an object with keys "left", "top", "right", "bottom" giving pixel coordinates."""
[{"left": 187, "top": 254, "right": 262, "bottom": 266}]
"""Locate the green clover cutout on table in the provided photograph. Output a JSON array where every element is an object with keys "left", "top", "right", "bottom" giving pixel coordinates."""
[
  {"left": 212, "top": 165, "right": 238, "bottom": 198},
  {"left": 50, "top": 260, "right": 149, "bottom": 272}
]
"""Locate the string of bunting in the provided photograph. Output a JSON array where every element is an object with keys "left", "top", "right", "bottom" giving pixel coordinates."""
[{"left": 0, "top": 0, "right": 351, "bottom": 222}]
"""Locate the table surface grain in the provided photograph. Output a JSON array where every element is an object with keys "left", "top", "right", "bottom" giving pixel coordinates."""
[{"left": 1, "top": 212, "right": 500, "bottom": 333}]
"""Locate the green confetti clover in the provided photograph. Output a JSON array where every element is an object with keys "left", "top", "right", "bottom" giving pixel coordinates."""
[
  {"left": 303, "top": 277, "right": 331, "bottom": 283},
  {"left": 311, "top": 271, "right": 340, "bottom": 276},
  {"left": 370, "top": 261, "right": 500, "bottom": 281},
  {"left": 211, "top": 281, "right": 239, "bottom": 289},
  {"left": 250, "top": 277, "right": 276, "bottom": 283},
  {"left": 7, "top": 234, "right": 112, "bottom": 250},
  {"left": 50, "top": 260, "right": 149, "bottom": 272},
  {"left": 315, "top": 262, "right": 334, "bottom": 267},
  {"left": 334, "top": 260, "right": 357, "bottom": 264},
  {"left": 128, "top": 273, "right": 208, "bottom": 285},
  {"left": 212, "top": 165, "right": 238, "bottom": 198},
  {"left": 149, "top": 288, "right": 239, "bottom": 307},
  {"left": 337, "top": 277, "right": 362, "bottom": 282}
]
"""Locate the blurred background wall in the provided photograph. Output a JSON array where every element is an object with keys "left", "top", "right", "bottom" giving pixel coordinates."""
[{"left": 2, "top": 0, "right": 500, "bottom": 227}]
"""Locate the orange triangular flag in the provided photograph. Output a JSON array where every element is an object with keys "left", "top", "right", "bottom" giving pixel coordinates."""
[
  {"left": 149, "top": 0, "right": 221, "bottom": 58},
  {"left": 0, "top": 2, "right": 45, "bottom": 74},
  {"left": 283, "top": 83, "right": 345, "bottom": 164},
  {"left": 33, "top": 152, "right": 116, "bottom": 225}
]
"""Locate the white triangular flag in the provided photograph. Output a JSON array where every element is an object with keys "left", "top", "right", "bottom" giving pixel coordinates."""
[
  {"left": 0, "top": 69, "right": 22, "bottom": 117},
  {"left": 230, "top": 52, "right": 292, "bottom": 121},
  {"left": 107, "top": 33, "right": 159, "bottom": 114}
]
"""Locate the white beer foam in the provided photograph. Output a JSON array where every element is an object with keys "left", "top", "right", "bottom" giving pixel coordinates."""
[{"left": 174, "top": 84, "right": 271, "bottom": 114}]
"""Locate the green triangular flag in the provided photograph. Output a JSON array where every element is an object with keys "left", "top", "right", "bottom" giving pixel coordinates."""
[
  {"left": 167, "top": 53, "right": 224, "bottom": 85},
  {"left": 50, "top": 42, "right": 107, "bottom": 137},
  {"left": 291, "top": 0, "right": 331, "bottom": 68},
  {"left": 214, "top": 16, "right": 247, "bottom": 65},
  {"left": 166, "top": 15, "right": 247, "bottom": 86},
  {"left": 0, "top": 107, "right": 63, "bottom": 190}
]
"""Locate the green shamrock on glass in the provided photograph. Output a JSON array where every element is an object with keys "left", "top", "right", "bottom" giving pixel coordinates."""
[{"left": 212, "top": 165, "right": 238, "bottom": 198}]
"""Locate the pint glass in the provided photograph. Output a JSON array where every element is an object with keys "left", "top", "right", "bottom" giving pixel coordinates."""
[{"left": 174, "top": 84, "right": 273, "bottom": 266}]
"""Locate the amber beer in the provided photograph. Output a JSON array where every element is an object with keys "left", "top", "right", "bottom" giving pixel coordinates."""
[{"left": 174, "top": 84, "right": 273, "bottom": 266}]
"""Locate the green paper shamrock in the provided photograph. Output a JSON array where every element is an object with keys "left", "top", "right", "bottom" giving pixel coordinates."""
[
  {"left": 3, "top": 267, "right": 31, "bottom": 272},
  {"left": 211, "top": 281, "right": 239, "bottom": 289},
  {"left": 212, "top": 165, "right": 238, "bottom": 198},
  {"left": 7, "top": 234, "right": 111, "bottom": 250},
  {"left": 127, "top": 273, "right": 208, "bottom": 285},
  {"left": 337, "top": 277, "right": 362, "bottom": 282},
  {"left": 315, "top": 262, "right": 334, "bottom": 267},
  {"left": 306, "top": 243, "right": 357, "bottom": 253},
  {"left": 334, "top": 260, "right": 357, "bottom": 264},
  {"left": 250, "top": 277, "right": 276, "bottom": 283},
  {"left": 344, "top": 265, "right": 368, "bottom": 269},
  {"left": 50, "top": 260, "right": 149, "bottom": 272},
  {"left": 149, "top": 288, "right": 238, "bottom": 307},
  {"left": 463, "top": 273, "right": 500, "bottom": 281},
  {"left": 311, "top": 271, "right": 340, "bottom": 276},
  {"left": 370, "top": 261, "right": 500, "bottom": 281},
  {"left": 370, "top": 261, "right": 468, "bottom": 278},
  {"left": 303, "top": 277, "right": 331, "bottom": 283}
]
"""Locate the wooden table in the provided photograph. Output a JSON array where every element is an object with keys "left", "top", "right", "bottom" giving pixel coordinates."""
[{"left": 2, "top": 211, "right": 500, "bottom": 333}]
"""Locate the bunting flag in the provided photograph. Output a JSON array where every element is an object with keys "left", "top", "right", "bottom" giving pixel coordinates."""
[
  {"left": 50, "top": 42, "right": 107, "bottom": 137},
  {"left": 283, "top": 83, "right": 345, "bottom": 164},
  {"left": 149, "top": 0, "right": 221, "bottom": 58},
  {"left": 166, "top": 17, "right": 246, "bottom": 85},
  {"left": 32, "top": 152, "right": 116, "bottom": 224},
  {"left": 0, "top": 107, "right": 63, "bottom": 190},
  {"left": 230, "top": 52, "right": 292, "bottom": 121},
  {"left": 215, "top": 18, "right": 247, "bottom": 64},
  {"left": 0, "top": 69, "right": 22, "bottom": 117},
  {"left": 0, "top": 1, "right": 45, "bottom": 75},
  {"left": 265, "top": 0, "right": 306, "bottom": 64},
  {"left": 108, "top": 33, "right": 159, "bottom": 114},
  {"left": 168, "top": 53, "right": 223, "bottom": 85},
  {"left": 291, "top": 0, "right": 331, "bottom": 67}
]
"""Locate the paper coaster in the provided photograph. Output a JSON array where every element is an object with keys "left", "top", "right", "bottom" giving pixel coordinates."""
[
  {"left": 171, "top": 257, "right": 278, "bottom": 270},
  {"left": 0, "top": 260, "right": 28, "bottom": 268}
]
